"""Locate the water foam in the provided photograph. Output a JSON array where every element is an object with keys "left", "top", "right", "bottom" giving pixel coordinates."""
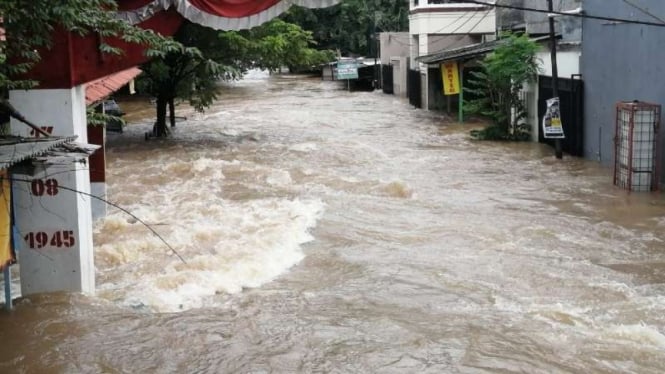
[
  {"left": 603, "top": 323, "right": 665, "bottom": 348},
  {"left": 96, "top": 185, "right": 324, "bottom": 312}
]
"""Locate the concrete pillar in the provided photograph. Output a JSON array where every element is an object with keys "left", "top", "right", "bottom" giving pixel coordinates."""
[
  {"left": 418, "top": 33, "right": 430, "bottom": 109},
  {"left": 87, "top": 125, "right": 107, "bottom": 221},
  {"left": 9, "top": 87, "right": 95, "bottom": 296}
]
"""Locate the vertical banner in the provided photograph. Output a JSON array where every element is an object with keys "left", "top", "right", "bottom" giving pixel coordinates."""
[
  {"left": 542, "top": 97, "right": 565, "bottom": 139},
  {"left": 0, "top": 170, "right": 13, "bottom": 270},
  {"left": 441, "top": 62, "right": 460, "bottom": 95}
]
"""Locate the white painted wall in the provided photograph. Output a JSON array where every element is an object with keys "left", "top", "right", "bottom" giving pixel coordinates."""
[
  {"left": 391, "top": 57, "right": 408, "bottom": 97},
  {"left": 409, "top": 9, "right": 496, "bottom": 35},
  {"left": 380, "top": 32, "right": 410, "bottom": 65},
  {"left": 537, "top": 48, "right": 581, "bottom": 79},
  {"left": 9, "top": 87, "right": 95, "bottom": 296},
  {"left": 10, "top": 88, "right": 88, "bottom": 142},
  {"left": 12, "top": 162, "right": 95, "bottom": 295}
]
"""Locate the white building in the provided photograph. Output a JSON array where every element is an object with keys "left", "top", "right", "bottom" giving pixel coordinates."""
[{"left": 409, "top": 0, "right": 496, "bottom": 110}]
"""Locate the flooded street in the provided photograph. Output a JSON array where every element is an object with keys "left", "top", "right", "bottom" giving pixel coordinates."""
[{"left": 3, "top": 72, "right": 665, "bottom": 373}]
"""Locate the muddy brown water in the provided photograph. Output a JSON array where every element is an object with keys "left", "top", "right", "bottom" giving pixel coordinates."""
[{"left": 2, "top": 71, "right": 665, "bottom": 373}]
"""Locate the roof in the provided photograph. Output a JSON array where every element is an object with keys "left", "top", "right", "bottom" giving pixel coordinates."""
[
  {"left": 417, "top": 39, "right": 504, "bottom": 65},
  {"left": 0, "top": 136, "right": 99, "bottom": 170},
  {"left": 85, "top": 67, "right": 142, "bottom": 106},
  {"left": 416, "top": 35, "right": 552, "bottom": 65}
]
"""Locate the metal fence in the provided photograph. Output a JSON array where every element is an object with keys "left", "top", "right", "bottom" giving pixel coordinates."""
[
  {"left": 382, "top": 65, "right": 394, "bottom": 94},
  {"left": 407, "top": 69, "right": 422, "bottom": 108},
  {"left": 538, "top": 75, "right": 584, "bottom": 157}
]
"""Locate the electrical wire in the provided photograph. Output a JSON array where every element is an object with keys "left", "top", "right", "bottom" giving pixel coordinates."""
[
  {"left": 386, "top": 9, "right": 492, "bottom": 49},
  {"left": 9, "top": 176, "right": 187, "bottom": 264},
  {"left": 621, "top": 0, "right": 665, "bottom": 24},
  {"left": 449, "top": 0, "right": 665, "bottom": 27}
]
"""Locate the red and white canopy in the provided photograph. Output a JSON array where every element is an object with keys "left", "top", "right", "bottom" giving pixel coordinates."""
[
  {"left": 27, "top": 0, "right": 340, "bottom": 88},
  {"left": 119, "top": 0, "right": 340, "bottom": 30}
]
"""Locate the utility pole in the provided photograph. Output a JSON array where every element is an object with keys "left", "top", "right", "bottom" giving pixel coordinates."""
[{"left": 548, "top": 0, "right": 563, "bottom": 159}]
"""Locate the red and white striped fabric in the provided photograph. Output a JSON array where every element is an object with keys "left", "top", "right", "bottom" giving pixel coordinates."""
[{"left": 118, "top": 0, "right": 340, "bottom": 30}]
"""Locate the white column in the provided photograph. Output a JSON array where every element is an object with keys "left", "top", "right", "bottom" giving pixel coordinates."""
[
  {"left": 419, "top": 33, "right": 430, "bottom": 110},
  {"left": 9, "top": 87, "right": 95, "bottom": 296}
]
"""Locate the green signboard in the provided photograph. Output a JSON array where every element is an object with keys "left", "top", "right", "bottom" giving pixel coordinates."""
[{"left": 336, "top": 61, "right": 359, "bottom": 80}]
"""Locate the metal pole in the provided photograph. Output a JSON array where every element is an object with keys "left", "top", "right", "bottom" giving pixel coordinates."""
[
  {"left": 3, "top": 267, "right": 11, "bottom": 310},
  {"left": 458, "top": 62, "right": 464, "bottom": 123},
  {"left": 548, "top": 0, "right": 563, "bottom": 159}
]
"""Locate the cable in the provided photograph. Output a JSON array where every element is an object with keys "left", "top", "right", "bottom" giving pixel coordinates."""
[
  {"left": 9, "top": 176, "right": 187, "bottom": 264},
  {"left": 431, "top": 10, "right": 474, "bottom": 34},
  {"left": 622, "top": 0, "right": 665, "bottom": 24},
  {"left": 449, "top": 0, "right": 665, "bottom": 27}
]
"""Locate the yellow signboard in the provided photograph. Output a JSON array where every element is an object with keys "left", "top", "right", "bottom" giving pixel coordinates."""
[
  {"left": 0, "top": 170, "right": 12, "bottom": 270},
  {"left": 441, "top": 62, "right": 460, "bottom": 95}
]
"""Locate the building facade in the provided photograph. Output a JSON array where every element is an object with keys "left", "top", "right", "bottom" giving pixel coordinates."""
[
  {"left": 409, "top": 0, "right": 496, "bottom": 110},
  {"left": 581, "top": 0, "right": 665, "bottom": 171}
]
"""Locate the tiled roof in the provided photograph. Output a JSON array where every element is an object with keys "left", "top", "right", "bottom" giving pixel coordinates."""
[
  {"left": 0, "top": 136, "right": 77, "bottom": 170},
  {"left": 85, "top": 67, "right": 142, "bottom": 106}
]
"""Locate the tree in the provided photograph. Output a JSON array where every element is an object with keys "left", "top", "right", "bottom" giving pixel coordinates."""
[
  {"left": 0, "top": 0, "right": 179, "bottom": 92},
  {"left": 137, "top": 23, "right": 240, "bottom": 137},
  {"left": 282, "top": 0, "right": 409, "bottom": 56},
  {"left": 466, "top": 33, "right": 540, "bottom": 141},
  {"left": 248, "top": 19, "right": 334, "bottom": 73},
  {"left": 137, "top": 19, "right": 334, "bottom": 137}
]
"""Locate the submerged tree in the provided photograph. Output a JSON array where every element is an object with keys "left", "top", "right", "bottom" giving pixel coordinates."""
[
  {"left": 138, "top": 19, "right": 333, "bottom": 137},
  {"left": 137, "top": 23, "right": 240, "bottom": 137},
  {"left": 466, "top": 33, "right": 540, "bottom": 141}
]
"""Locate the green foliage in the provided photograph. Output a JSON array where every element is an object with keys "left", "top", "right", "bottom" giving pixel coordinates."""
[
  {"left": 465, "top": 33, "right": 540, "bottom": 141},
  {"left": 282, "top": 0, "right": 408, "bottom": 56},
  {"left": 137, "top": 19, "right": 333, "bottom": 136},
  {"left": 138, "top": 23, "right": 239, "bottom": 111},
  {"left": 86, "top": 106, "right": 124, "bottom": 128},
  {"left": 0, "top": 0, "right": 180, "bottom": 93},
  {"left": 249, "top": 19, "right": 334, "bottom": 72}
]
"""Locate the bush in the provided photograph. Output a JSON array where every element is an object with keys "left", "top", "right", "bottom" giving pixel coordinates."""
[{"left": 465, "top": 33, "right": 539, "bottom": 141}]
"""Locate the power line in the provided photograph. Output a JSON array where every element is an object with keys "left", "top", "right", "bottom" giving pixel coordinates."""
[
  {"left": 10, "top": 176, "right": 187, "bottom": 264},
  {"left": 621, "top": 0, "right": 665, "bottom": 24},
  {"left": 445, "top": 9, "right": 492, "bottom": 35},
  {"left": 430, "top": 10, "right": 474, "bottom": 34},
  {"left": 383, "top": 11, "right": 480, "bottom": 51},
  {"left": 449, "top": 0, "right": 665, "bottom": 27}
]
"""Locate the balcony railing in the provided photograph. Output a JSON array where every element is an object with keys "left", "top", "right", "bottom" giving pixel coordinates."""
[{"left": 412, "top": 1, "right": 487, "bottom": 10}]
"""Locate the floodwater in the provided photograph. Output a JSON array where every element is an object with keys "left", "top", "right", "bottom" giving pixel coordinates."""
[{"left": 3, "top": 71, "right": 665, "bottom": 373}]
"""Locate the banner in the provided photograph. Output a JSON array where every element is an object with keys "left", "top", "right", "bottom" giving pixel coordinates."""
[
  {"left": 441, "top": 62, "right": 460, "bottom": 95},
  {"left": 0, "top": 170, "right": 13, "bottom": 270},
  {"left": 542, "top": 97, "right": 565, "bottom": 139}
]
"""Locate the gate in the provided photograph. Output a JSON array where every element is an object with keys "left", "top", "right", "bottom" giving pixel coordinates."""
[
  {"left": 407, "top": 69, "right": 422, "bottom": 108},
  {"left": 538, "top": 75, "right": 584, "bottom": 157},
  {"left": 382, "top": 65, "right": 394, "bottom": 94}
]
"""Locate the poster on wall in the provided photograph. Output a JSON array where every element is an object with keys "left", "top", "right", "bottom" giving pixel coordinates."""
[
  {"left": 441, "top": 62, "right": 460, "bottom": 95},
  {"left": 542, "top": 97, "right": 565, "bottom": 139}
]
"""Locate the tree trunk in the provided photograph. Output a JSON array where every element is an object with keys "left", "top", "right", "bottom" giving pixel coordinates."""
[
  {"left": 155, "top": 96, "right": 168, "bottom": 137},
  {"left": 169, "top": 98, "right": 176, "bottom": 128}
]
